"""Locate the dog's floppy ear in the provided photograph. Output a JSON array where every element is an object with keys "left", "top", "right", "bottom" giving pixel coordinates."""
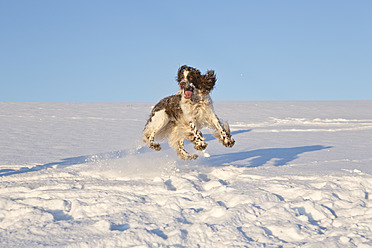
[
  {"left": 198, "top": 70, "right": 216, "bottom": 93},
  {"left": 205, "top": 70, "right": 216, "bottom": 84}
]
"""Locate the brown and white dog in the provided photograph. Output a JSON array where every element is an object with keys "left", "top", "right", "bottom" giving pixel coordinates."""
[{"left": 142, "top": 65, "right": 235, "bottom": 161}]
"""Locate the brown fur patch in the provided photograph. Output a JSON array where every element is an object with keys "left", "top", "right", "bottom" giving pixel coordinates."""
[
  {"left": 147, "top": 94, "right": 182, "bottom": 125},
  {"left": 197, "top": 70, "right": 216, "bottom": 95}
]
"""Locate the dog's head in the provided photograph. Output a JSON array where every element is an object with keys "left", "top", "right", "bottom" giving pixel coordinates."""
[{"left": 177, "top": 65, "right": 216, "bottom": 99}]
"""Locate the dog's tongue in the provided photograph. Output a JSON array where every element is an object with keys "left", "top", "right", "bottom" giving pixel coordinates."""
[{"left": 184, "top": 90, "right": 193, "bottom": 99}]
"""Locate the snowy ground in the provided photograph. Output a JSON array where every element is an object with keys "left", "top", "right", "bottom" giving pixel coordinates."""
[{"left": 1, "top": 101, "right": 372, "bottom": 247}]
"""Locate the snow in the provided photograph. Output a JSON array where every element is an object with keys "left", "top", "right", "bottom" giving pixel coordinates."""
[{"left": 1, "top": 101, "right": 372, "bottom": 247}]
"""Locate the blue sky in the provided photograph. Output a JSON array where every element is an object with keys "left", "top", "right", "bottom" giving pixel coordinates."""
[{"left": 1, "top": 0, "right": 371, "bottom": 102}]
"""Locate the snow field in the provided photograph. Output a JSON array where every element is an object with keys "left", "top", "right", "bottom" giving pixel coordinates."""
[{"left": 1, "top": 101, "right": 372, "bottom": 247}]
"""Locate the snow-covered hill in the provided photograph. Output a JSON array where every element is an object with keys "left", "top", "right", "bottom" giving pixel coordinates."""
[{"left": 1, "top": 101, "right": 371, "bottom": 247}]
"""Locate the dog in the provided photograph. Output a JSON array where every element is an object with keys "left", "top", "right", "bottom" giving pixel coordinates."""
[{"left": 142, "top": 65, "right": 235, "bottom": 161}]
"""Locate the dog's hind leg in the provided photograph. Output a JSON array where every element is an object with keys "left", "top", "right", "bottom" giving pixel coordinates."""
[
  {"left": 176, "top": 140, "right": 198, "bottom": 161},
  {"left": 143, "top": 109, "right": 168, "bottom": 151},
  {"left": 169, "top": 128, "right": 198, "bottom": 161}
]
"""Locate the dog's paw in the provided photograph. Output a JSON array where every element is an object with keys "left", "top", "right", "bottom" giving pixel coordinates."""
[
  {"left": 194, "top": 142, "right": 208, "bottom": 151},
  {"left": 223, "top": 138, "right": 235, "bottom": 148},
  {"left": 178, "top": 153, "right": 198, "bottom": 161},
  {"left": 149, "top": 143, "right": 161, "bottom": 151},
  {"left": 189, "top": 154, "right": 199, "bottom": 160}
]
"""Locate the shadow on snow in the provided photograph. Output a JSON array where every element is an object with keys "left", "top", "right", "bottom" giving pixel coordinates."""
[
  {"left": 203, "top": 145, "right": 333, "bottom": 168},
  {"left": 0, "top": 129, "right": 331, "bottom": 176},
  {"left": 0, "top": 129, "right": 250, "bottom": 177},
  {"left": 0, "top": 149, "right": 136, "bottom": 177}
]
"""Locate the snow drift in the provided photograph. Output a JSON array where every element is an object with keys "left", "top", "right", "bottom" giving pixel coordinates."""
[{"left": 1, "top": 101, "right": 371, "bottom": 247}]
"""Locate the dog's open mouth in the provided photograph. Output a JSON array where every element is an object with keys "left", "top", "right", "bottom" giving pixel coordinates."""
[{"left": 184, "top": 88, "right": 193, "bottom": 99}]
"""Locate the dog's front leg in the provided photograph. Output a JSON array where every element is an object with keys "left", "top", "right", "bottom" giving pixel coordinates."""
[
  {"left": 188, "top": 122, "right": 208, "bottom": 151},
  {"left": 209, "top": 114, "right": 235, "bottom": 148}
]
